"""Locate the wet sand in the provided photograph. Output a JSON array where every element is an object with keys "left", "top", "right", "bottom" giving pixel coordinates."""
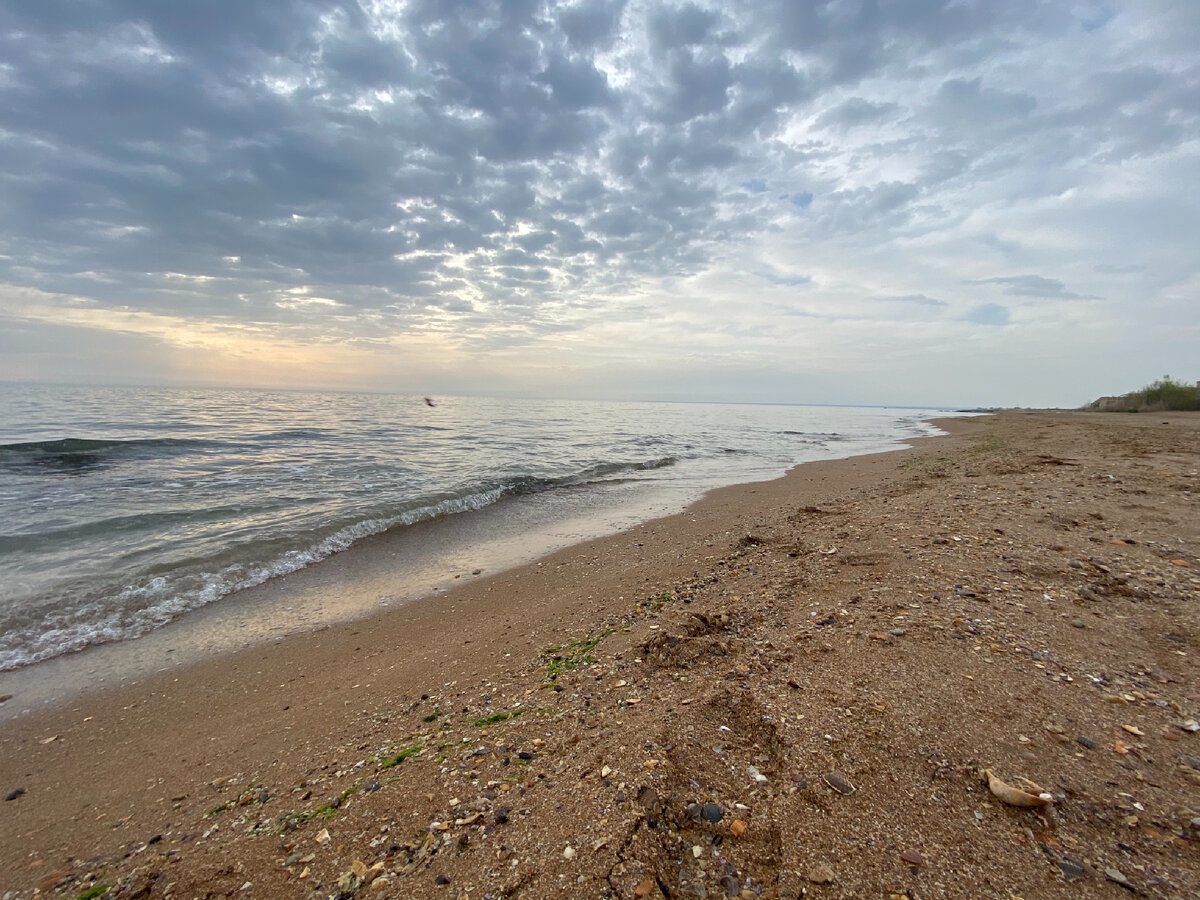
[
  {"left": 2, "top": 411, "right": 1198, "bottom": 899},
  {"left": 0, "top": 469, "right": 713, "bottom": 721}
]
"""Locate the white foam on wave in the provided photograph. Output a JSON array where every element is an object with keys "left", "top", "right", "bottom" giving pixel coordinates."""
[{"left": 0, "top": 487, "right": 505, "bottom": 671}]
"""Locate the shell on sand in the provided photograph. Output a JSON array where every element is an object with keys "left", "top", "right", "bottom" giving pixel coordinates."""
[{"left": 985, "top": 769, "right": 1053, "bottom": 807}]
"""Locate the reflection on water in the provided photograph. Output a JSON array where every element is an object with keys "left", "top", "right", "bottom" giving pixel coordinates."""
[{"left": 0, "top": 382, "right": 959, "bottom": 673}]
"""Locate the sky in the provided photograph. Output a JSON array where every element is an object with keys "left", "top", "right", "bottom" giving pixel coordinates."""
[{"left": 0, "top": 1, "right": 1197, "bottom": 408}]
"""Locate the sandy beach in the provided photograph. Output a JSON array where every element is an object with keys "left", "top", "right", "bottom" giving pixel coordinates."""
[{"left": 2, "top": 410, "right": 1198, "bottom": 899}]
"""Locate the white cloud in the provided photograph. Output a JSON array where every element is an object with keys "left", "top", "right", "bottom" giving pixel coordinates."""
[{"left": 0, "top": 0, "right": 1196, "bottom": 406}]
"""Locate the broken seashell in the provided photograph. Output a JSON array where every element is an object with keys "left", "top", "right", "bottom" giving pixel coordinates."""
[
  {"left": 984, "top": 769, "right": 1052, "bottom": 807},
  {"left": 822, "top": 773, "right": 855, "bottom": 795},
  {"left": 1121, "top": 724, "right": 1145, "bottom": 737},
  {"left": 1015, "top": 775, "right": 1047, "bottom": 793}
]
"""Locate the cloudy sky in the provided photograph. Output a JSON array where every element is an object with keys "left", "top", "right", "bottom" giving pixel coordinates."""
[{"left": 1, "top": 1, "right": 1196, "bottom": 407}]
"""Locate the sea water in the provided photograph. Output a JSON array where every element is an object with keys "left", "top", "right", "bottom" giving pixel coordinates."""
[{"left": 0, "top": 383, "right": 957, "bottom": 673}]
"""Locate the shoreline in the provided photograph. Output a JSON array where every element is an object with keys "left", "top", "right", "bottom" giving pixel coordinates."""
[
  {"left": 0, "top": 417, "right": 963, "bottom": 722},
  {"left": 3, "top": 411, "right": 1198, "bottom": 899}
]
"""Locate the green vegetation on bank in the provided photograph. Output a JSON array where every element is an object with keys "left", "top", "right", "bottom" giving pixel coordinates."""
[
  {"left": 1087, "top": 376, "right": 1200, "bottom": 412},
  {"left": 468, "top": 709, "right": 523, "bottom": 728},
  {"left": 541, "top": 628, "right": 617, "bottom": 679},
  {"left": 382, "top": 742, "right": 423, "bottom": 768}
]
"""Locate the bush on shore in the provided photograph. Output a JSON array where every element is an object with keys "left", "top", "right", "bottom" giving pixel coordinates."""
[{"left": 1087, "top": 376, "right": 1200, "bottom": 412}]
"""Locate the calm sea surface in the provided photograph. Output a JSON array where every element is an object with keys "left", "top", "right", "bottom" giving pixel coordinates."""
[{"left": 0, "top": 384, "right": 957, "bottom": 671}]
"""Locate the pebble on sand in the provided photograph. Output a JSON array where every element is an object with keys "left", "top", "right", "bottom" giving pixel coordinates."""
[
  {"left": 808, "top": 864, "right": 835, "bottom": 884},
  {"left": 1105, "top": 867, "right": 1134, "bottom": 890}
]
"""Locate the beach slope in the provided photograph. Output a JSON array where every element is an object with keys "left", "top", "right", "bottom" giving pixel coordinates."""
[{"left": 1, "top": 411, "right": 1198, "bottom": 899}]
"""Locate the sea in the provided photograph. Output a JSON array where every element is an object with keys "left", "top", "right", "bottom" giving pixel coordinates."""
[{"left": 0, "top": 383, "right": 961, "bottom": 701}]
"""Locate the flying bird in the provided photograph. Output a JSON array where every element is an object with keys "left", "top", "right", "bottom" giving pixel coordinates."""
[{"left": 424, "top": 397, "right": 436, "bottom": 407}]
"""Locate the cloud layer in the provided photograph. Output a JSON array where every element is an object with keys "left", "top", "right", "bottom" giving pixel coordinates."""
[{"left": 1, "top": 1, "right": 1197, "bottom": 406}]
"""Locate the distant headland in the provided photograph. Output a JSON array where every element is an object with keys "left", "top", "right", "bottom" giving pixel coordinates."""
[{"left": 1086, "top": 375, "right": 1200, "bottom": 412}]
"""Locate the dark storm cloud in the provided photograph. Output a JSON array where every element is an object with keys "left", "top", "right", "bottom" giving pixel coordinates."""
[{"left": 0, "top": 0, "right": 1195, "bottom": 376}]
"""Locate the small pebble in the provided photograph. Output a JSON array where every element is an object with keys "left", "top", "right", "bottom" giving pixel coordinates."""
[
  {"left": 1057, "top": 859, "right": 1084, "bottom": 881},
  {"left": 1076, "top": 736, "right": 1097, "bottom": 749},
  {"left": 4, "top": 788, "right": 24, "bottom": 802},
  {"left": 889, "top": 628, "right": 906, "bottom": 637},
  {"left": 720, "top": 874, "right": 740, "bottom": 897},
  {"left": 1105, "top": 867, "right": 1133, "bottom": 890},
  {"left": 899, "top": 848, "right": 924, "bottom": 866},
  {"left": 808, "top": 864, "right": 835, "bottom": 885},
  {"left": 700, "top": 802, "right": 722, "bottom": 823}
]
